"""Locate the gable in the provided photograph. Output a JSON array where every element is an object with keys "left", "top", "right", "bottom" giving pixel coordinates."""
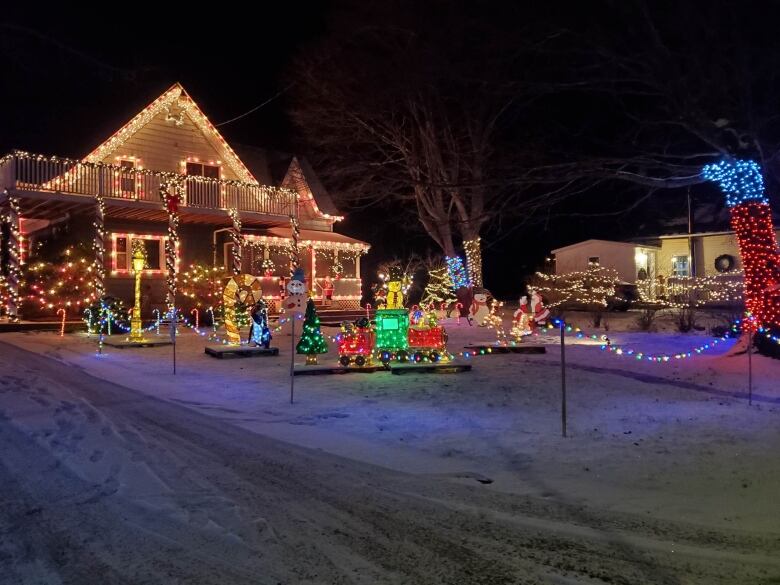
[
  {"left": 84, "top": 84, "right": 256, "bottom": 183},
  {"left": 281, "top": 157, "right": 343, "bottom": 223}
]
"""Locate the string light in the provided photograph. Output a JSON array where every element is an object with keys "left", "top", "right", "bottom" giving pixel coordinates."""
[
  {"left": 445, "top": 256, "right": 469, "bottom": 289},
  {"left": 227, "top": 208, "right": 242, "bottom": 275},
  {"left": 533, "top": 264, "right": 621, "bottom": 309},
  {"left": 463, "top": 238, "right": 483, "bottom": 287},
  {"left": 161, "top": 179, "right": 183, "bottom": 315},
  {"left": 296, "top": 298, "right": 328, "bottom": 364}
]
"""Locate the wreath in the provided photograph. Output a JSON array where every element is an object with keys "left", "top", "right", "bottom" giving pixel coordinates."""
[
  {"left": 714, "top": 254, "right": 736, "bottom": 273},
  {"left": 261, "top": 258, "right": 275, "bottom": 274},
  {"left": 332, "top": 262, "right": 344, "bottom": 278}
]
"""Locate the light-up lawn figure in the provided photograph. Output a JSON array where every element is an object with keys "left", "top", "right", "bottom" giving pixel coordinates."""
[
  {"left": 296, "top": 298, "right": 328, "bottom": 365},
  {"left": 702, "top": 159, "right": 780, "bottom": 331}
]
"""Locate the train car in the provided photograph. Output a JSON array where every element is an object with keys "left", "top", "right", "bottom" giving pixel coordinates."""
[
  {"left": 337, "top": 317, "right": 375, "bottom": 367},
  {"left": 407, "top": 324, "right": 448, "bottom": 363},
  {"left": 338, "top": 309, "right": 450, "bottom": 368}
]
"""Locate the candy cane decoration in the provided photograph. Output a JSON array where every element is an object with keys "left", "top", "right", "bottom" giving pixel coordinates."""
[
  {"left": 84, "top": 308, "right": 93, "bottom": 334},
  {"left": 153, "top": 308, "right": 161, "bottom": 335},
  {"left": 93, "top": 192, "right": 106, "bottom": 299},
  {"left": 57, "top": 308, "right": 66, "bottom": 336},
  {"left": 222, "top": 274, "right": 263, "bottom": 345},
  {"left": 208, "top": 306, "right": 216, "bottom": 335},
  {"left": 365, "top": 303, "right": 372, "bottom": 320},
  {"left": 455, "top": 302, "right": 463, "bottom": 325},
  {"left": 190, "top": 307, "right": 199, "bottom": 330},
  {"left": 3, "top": 194, "right": 21, "bottom": 322}
]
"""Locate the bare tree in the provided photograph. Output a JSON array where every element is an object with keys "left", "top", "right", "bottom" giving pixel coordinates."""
[{"left": 288, "top": 3, "right": 527, "bottom": 283}]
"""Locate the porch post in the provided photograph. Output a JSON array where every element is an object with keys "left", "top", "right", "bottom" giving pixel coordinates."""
[
  {"left": 93, "top": 193, "right": 106, "bottom": 298},
  {"left": 228, "top": 208, "right": 242, "bottom": 275},
  {"left": 356, "top": 253, "right": 361, "bottom": 280},
  {"left": 3, "top": 193, "right": 21, "bottom": 322}
]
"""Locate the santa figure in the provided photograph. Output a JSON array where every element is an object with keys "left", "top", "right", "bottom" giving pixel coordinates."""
[
  {"left": 284, "top": 267, "right": 307, "bottom": 317},
  {"left": 470, "top": 287, "right": 492, "bottom": 326},
  {"left": 512, "top": 295, "right": 533, "bottom": 335},
  {"left": 530, "top": 291, "right": 550, "bottom": 327}
]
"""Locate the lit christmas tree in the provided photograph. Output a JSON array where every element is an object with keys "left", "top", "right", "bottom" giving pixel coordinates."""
[
  {"left": 296, "top": 298, "right": 329, "bottom": 364},
  {"left": 421, "top": 264, "right": 456, "bottom": 310}
]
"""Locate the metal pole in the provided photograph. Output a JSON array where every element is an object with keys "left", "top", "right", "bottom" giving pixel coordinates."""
[
  {"left": 747, "top": 329, "right": 752, "bottom": 405},
  {"left": 290, "top": 317, "right": 295, "bottom": 404},
  {"left": 170, "top": 310, "right": 177, "bottom": 376},
  {"left": 561, "top": 321, "right": 567, "bottom": 438}
]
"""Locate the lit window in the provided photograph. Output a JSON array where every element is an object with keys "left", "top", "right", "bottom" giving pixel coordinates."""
[
  {"left": 588, "top": 256, "right": 600, "bottom": 266},
  {"left": 112, "top": 234, "right": 167, "bottom": 273},
  {"left": 672, "top": 256, "right": 690, "bottom": 277}
]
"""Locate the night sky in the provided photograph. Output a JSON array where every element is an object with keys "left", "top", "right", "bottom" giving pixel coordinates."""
[{"left": 1, "top": 3, "right": 774, "bottom": 299}]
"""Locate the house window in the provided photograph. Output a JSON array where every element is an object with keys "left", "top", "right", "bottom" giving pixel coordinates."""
[
  {"left": 186, "top": 162, "right": 220, "bottom": 179},
  {"left": 672, "top": 255, "right": 690, "bottom": 277},
  {"left": 588, "top": 256, "right": 600, "bottom": 266},
  {"left": 119, "top": 159, "right": 135, "bottom": 194},
  {"left": 112, "top": 234, "right": 166, "bottom": 273}
]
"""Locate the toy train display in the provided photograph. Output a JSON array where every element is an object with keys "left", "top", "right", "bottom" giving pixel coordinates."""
[{"left": 338, "top": 308, "right": 449, "bottom": 367}]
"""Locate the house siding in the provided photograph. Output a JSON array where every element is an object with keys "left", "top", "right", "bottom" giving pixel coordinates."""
[
  {"left": 554, "top": 241, "right": 639, "bottom": 282},
  {"left": 97, "top": 110, "right": 241, "bottom": 180},
  {"left": 657, "top": 230, "right": 780, "bottom": 277}
]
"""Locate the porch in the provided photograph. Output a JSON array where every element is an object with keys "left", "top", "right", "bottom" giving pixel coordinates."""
[{"left": 0, "top": 151, "right": 298, "bottom": 224}]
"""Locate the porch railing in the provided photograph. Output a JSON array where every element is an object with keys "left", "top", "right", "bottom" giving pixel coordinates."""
[{"left": 0, "top": 152, "right": 297, "bottom": 217}]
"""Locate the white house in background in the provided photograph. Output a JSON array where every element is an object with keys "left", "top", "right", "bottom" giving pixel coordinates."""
[
  {"left": 552, "top": 229, "right": 780, "bottom": 283},
  {"left": 551, "top": 239, "right": 660, "bottom": 282}
]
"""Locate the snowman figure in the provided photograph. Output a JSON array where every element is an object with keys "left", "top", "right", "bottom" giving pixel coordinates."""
[
  {"left": 470, "top": 287, "right": 492, "bottom": 326},
  {"left": 285, "top": 267, "right": 307, "bottom": 317}
]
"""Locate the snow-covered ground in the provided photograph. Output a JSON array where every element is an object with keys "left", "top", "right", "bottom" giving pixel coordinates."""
[{"left": 1, "top": 314, "right": 779, "bottom": 583}]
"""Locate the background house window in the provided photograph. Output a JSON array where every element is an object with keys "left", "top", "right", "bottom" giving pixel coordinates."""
[
  {"left": 672, "top": 255, "right": 690, "bottom": 277},
  {"left": 588, "top": 256, "right": 600, "bottom": 265},
  {"left": 186, "top": 162, "right": 220, "bottom": 178}
]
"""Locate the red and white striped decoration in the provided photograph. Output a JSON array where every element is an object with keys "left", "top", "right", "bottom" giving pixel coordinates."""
[
  {"left": 93, "top": 193, "right": 106, "bottom": 298},
  {"left": 227, "top": 208, "right": 242, "bottom": 275},
  {"left": 4, "top": 194, "right": 21, "bottom": 322}
]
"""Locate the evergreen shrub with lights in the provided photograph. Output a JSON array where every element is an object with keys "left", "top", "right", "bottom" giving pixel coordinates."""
[
  {"left": 21, "top": 243, "right": 97, "bottom": 319},
  {"left": 178, "top": 263, "right": 229, "bottom": 323}
]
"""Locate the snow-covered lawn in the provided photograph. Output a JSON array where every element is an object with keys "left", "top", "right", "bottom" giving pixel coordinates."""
[{"left": 3, "top": 314, "right": 779, "bottom": 538}]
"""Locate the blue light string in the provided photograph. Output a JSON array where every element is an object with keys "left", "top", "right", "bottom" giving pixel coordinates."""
[{"left": 702, "top": 159, "right": 769, "bottom": 207}]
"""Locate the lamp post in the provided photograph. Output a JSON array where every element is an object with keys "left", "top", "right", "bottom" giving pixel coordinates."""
[{"left": 130, "top": 243, "right": 146, "bottom": 342}]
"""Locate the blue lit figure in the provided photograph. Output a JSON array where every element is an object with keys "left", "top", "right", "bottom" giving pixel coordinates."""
[{"left": 248, "top": 300, "right": 272, "bottom": 348}]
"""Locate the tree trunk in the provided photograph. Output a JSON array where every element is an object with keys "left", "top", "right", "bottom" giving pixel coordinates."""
[{"left": 462, "top": 235, "right": 483, "bottom": 287}]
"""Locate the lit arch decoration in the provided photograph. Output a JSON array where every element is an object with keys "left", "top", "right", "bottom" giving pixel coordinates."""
[
  {"left": 222, "top": 274, "right": 263, "bottom": 344},
  {"left": 702, "top": 159, "right": 780, "bottom": 330}
]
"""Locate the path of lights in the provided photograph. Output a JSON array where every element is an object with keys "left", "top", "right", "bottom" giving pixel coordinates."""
[{"left": 702, "top": 159, "right": 780, "bottom": 331}]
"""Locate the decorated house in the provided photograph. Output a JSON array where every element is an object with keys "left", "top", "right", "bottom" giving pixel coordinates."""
[{"left": 0, "top": 83, "right": 369, "bottom": 319}]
